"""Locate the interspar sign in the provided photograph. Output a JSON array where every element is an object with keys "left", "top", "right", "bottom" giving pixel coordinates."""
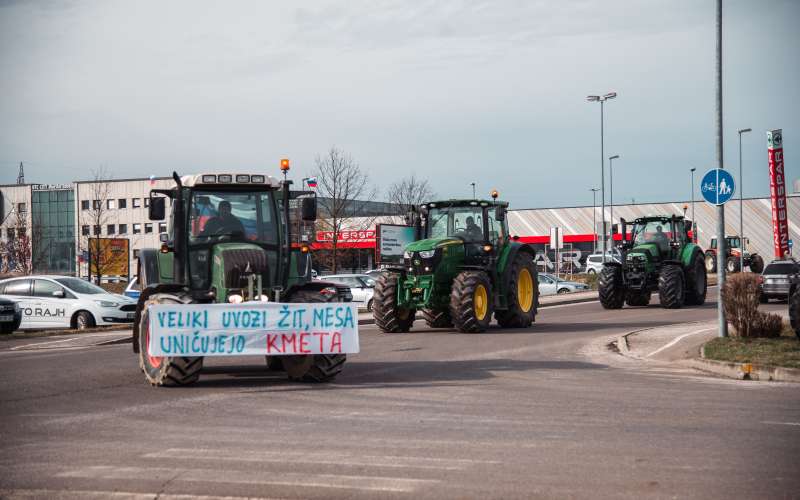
[
  {"left": 148, "top": 302, "right": 359, "bottom": 357},
  {"left": 767, "top": 129, "right": 789, "bottom": 258},
  {"left": 316, "top": 230, "right": 375, "bottom": 242}
]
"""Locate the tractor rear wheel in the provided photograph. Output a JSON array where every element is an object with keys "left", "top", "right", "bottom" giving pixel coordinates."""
[
  {"left": 450, "top": 271, "right": 493, "bottom": 333},
  {"left": 278, "top": 288, "right": 347, "bottom": 382},
  {"left": 726, "top": 256, "right": 741, "bottom": 273},
  {"left": 138, "top": 294, "right": 204, "bottom": 386},
  {"left": 423, "top": 309, "right": 452, "bottom": 328},
  {"left": 598, "top": 265, "right": 625, "bottom": 309},
  {"left": 750, "top": 254, "right": 765, "bottom": 273},
  {"left": 685, "top": 252, "right": 708, "bottom": 306},
  {"left": 495, "top": 252, "right": 537, "bottom": 328},
  {"left": 373, "top": 273, "right": 415, "bottom": 333},
  {"left": 705, "top": 253, "right": 717, "bottom": 273},
  {"left": 658, "top": 264, "right": 685, "bottom": 309},
  {"left": 625, "top": 290, "right": 651, "bottom": 307}
]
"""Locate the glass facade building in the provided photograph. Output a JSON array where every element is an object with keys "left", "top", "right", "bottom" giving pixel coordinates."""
[{"left": 31, "top": 188, "right": 76, "bottom": 275}]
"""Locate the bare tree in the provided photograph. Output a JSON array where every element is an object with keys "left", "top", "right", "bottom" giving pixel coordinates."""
[
  {"left": 78, "top": 168, "right": 128, "bottom": 284},
  {"left": 313, "top": 147, "right": 377, "bottom": 274},
  {"left": 386, "top": 174, "right": 436, "bottom": 215},
  {"left": 0, "top": 209, "right": 33, "bottom": 275}
]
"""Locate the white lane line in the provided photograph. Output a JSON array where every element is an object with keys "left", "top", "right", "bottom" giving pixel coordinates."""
[
  {"left": 0, "top": 489, "right": 285, "bottom": 500},
  {"left": 762, "top": 421, "right": 800, "bottom": 427},
  {"left": 10, "top": 332, "right": 128, "bottom": 351},
  {"left": 144, "top": 448, "right": 498, "bottom": 470},
  {"left": 56, "top": 465, "right": 439, "bottom": 493},
  {"left": 645, "top": 328, "right": 715, "bottom": 358}
]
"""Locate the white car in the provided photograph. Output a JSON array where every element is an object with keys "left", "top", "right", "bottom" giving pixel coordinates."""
[
  {"left": 323, "top": 274, "right": 376, "bottom": 311},
  {"left": 537, "top": 273, "right": 590, "bottom": 296},
  {"left": 583, "top": 250, "right": 622, "bottom": 274},
  {"left": 0, "top": 275, "right": 137, "bottom": 330}
]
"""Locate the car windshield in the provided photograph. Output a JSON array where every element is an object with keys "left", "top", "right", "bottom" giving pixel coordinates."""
[
  {"left": 54, "top": 277, "right": 106, "bottom": 295},
  {"left": 427, "top": 206, "right": 484, "bottom": 242},
  {"left": 763, "top": 263, "right": 798, "bottom": 275},
  {"left": 189, "top": 190, "right": 278, "bottom": 245}
]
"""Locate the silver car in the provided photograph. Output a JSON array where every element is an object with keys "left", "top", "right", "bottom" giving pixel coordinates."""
[
  {"left": 537, "top": 273, "right": 590, "bottom": 296},
  {"left": 322, "top": 274, "right": 376, "bottom": 311},
  {"left": 759, "top": 259, "right": 800, "bottom": 302}
]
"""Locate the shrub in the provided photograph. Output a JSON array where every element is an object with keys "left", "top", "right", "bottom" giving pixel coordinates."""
[
  {"left": 751, "top": 311, "right": 784, "bottom": 338},
  {"left": 721, "top": 274, "right": 784, "bottom": 338}
]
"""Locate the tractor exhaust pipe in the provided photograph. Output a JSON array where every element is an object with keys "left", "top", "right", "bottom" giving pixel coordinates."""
[{"left": 172, "top": 171, "right": 186, "bottom": 285}]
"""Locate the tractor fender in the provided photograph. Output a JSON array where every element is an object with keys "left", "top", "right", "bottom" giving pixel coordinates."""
[
  {"left": 602, "top": 261, "right": 623, "bottom": 269},
  {"left": 132, "top": 283, "right": 187, "bottom": 354},
  {"left": 500, "top": 243, "right": 537, "bottom": 292}
]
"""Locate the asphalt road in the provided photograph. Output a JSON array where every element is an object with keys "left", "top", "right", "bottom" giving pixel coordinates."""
[{"left": 1, "top": 294, "right": 798, "bottom": 499}]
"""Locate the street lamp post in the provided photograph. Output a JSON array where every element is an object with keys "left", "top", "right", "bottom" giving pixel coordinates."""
[
  {"left": 609, "top": 155, "right": 620, "bottom": 248},
  {"left": 738, "top": 128, "right": 752, "bottom": 270},
  {"left": 587, "top": 92, "right": 617, "bottom": 263},
  {"left": 590, "top": 188, "right": 599, "bottom": 253},
  {"left": 690, "top": 167, "right": 696, "bottom": 242}
]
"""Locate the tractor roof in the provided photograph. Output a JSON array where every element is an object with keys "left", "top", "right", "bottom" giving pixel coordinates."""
[
  {"left": 423, "top": 199, "right": 509, "bottom": 209},
  {"left": 180, "top": 172, "right": 281, "bottom": 188},
  {"left": 633, "top": 214, "right": 685, "bottom": 223}
]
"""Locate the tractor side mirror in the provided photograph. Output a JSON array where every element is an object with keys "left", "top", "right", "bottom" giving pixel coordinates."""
[
  {"left": 495, "top": 206, "right": 506, "bottom": 221},
  {"left": 612, "top": 223, "right": 619, "bottom": 235},
  {"left": 149, "top": 196, "right": 166, "bottom": 221},
  {"left": 301, "top": 197, "right": 317, "bottom": 222}
]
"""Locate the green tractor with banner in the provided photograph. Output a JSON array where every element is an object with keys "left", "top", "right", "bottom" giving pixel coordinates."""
[
  {"left": 133, "top": 167, "right": 356, "bottom": 386},
  {"left": 598, "top": 215, "right": 707, "bottom": 309},
  {"left": 372, "top": 193, "right": 538, "bottom": 333}
]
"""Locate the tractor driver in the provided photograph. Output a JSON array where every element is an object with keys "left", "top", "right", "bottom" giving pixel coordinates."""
[
  {"left": 650, "top": 225, "right": 670, "bottom": 252},
  {"left": 464, "top": 216, "right": 483, "bottom": 241},
  {"left": 202, "top": 200, "right": 245, "bottom": 237}
]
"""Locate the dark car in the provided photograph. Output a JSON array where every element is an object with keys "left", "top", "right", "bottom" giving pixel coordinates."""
[
  {"left": 0, "top": 297, "right": 22, "bottom": 334},
  {"left": 759, "top": 259, "right": 800, "bottom": 302}
]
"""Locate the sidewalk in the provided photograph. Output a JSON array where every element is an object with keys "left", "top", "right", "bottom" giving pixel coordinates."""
[{"left": 618, "top": 318, "right": 800, "bottom": 383}]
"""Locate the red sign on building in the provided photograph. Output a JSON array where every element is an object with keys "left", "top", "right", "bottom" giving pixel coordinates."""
[
  {"left": 316, "top": 230, "right": 376, "bottom": 242},
  {"left": 767, "top": 129, "right": 789, "bottom": 258}
]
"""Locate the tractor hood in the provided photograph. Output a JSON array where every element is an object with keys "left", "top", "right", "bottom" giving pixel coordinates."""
[
  {"left": 405, "top": 238, "right": 463, "bottom": 253},
  {"left": 627, "top": 243, "right": 660, "bottom": 261}
]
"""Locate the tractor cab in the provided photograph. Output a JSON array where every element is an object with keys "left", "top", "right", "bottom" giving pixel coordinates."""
[{"left": 624, "top": 215, "right": 691, "bottom": 262}]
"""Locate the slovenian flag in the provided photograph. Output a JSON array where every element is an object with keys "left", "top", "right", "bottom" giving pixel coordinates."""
[{"left": 306, "top": 177, "right": 318, "bottom": 188}]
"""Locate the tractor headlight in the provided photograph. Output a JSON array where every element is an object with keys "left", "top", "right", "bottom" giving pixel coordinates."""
[
  {"left": 403, "top": 251, "right": 412, "bottom": 259},
  {"left": 419, "top": 250, "right": 436, "bottom": 259},
  {"left": 228, "top": 294, "right": 243, "bottom": 304}
]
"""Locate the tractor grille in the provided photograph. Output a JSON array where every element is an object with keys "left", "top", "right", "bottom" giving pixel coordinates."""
[{"left": 222, "top": 248, "right": 270, "bottom": 288}]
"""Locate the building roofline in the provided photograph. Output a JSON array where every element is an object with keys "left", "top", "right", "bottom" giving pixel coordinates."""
[{"left": 509, "top": 193, "right": 799, "bottom": 212}]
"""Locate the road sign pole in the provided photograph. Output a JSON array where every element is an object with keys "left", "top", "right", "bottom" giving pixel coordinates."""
[{"left": 715, "top": 0, "right": 727, "bottom": 338}]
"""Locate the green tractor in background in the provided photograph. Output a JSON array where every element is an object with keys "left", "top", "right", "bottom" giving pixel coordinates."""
[
  {"left": 599, "top": 215, "right": 707, "bottom": 309},
  {"left": 133, "top": 169, "right": 351, "bottom": 386},
  {"left": 372, "top": 193, "right": 538, "bottom": 333}
]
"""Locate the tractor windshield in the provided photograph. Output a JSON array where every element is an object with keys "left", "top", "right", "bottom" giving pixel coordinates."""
[
  {"left": 632, "top": 220, "right": 673, "bottom": 253},
  {"left": 188, "top": 190, "right": 278, "bottom": 245},
  {"left": 426, "top": 206, "right": 485, "bottom": 242}
]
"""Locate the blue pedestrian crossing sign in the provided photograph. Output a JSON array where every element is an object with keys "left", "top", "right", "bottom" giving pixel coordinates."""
[{"left": 700, "top": 169, "right": 736, "bottom": 205}]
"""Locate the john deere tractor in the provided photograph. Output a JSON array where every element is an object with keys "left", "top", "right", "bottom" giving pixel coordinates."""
[
  {"left": 598, "top": 215, "right": 707, "bottom": 309},
  {"left": 132, "top": 170, "right": 350, "bottom": 386},
  {"left": 372, "top": 194, "right": 538, "bottom": 333}
]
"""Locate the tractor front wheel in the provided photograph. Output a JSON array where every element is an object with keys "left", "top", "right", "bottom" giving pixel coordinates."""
[
  {"left": 685, "top": 252, "right": 708, "bottom": 306},
  {"left": 658, "top": 265, "right": 685, "bottom": 309},
  {"left": 705, "top": 253, "right": 717, "bottom": 273},
  {"left": 423, "top": 309, "right": 452, "bottom": 328},
  {"left": 726, "top": 256, "right": 741, "bottom": 274},
  {"left": 373, "top": 273, "right": 415, "bottom": 333},
  {"left": 138, "top": 294, "right": 204, "bottom": 386},
  {"left": 495, "top": 252, "right": 537, "bottom": 328},
  {"left": 450, "top": 271, "right": 493, "bottom": 333},
  {"left": 598, "top": 265, "right": 625, "bottom": 309}
]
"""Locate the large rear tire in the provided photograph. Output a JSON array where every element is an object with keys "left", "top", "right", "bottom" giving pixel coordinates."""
[
  {"left": 279, "top": 288, "right": 347, "bottom": 383},
  {"left": 598, "top": 265, "right": 625, "bottom": 309},
  {"left": 658, "top": 264, "right": 685, "bottom": 309},
  {"left": 495, "top": 252, "right": 537, "bottom": 328},
  {"left": 789, "top": 290, "right": 800, "bottom": 340},
  {"left": 423, "top": 309, "right": 452, "bottom": 328},
  {"left": 138, "top": 294, "right": 204, "bottom": 386},
  {"left": 372, "top": 273, "right": 415, "bottom": 333},
  {"left": 749, "top": 254, "right": 765, "bottom": 274},
  {"left": 450, "top": 271, "right": 493, "bottom": 333},
  {"left": 685, "top": 252, "right": 708, "bottom": 306}
]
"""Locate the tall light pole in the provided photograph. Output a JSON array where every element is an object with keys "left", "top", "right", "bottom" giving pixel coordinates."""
[
  {"left": 609, "top": 155, "right": 620, "bottom": 248},
  {"left": 690, "top": 167, "right": 697, "bottom": 242},
  {"left": 715, "top": 0, "right": 727, "bottom": 338},
  {"left": 471, "top": 182, "right": 476, "bottom": 199},
  {"left": 738, "top": 127, "right": 752, "bottom": 270},
  {"left": 587, "top": 91, "right": 617, "bottom": 262},
  {"left": 590, "top": 188, "right": 599, "bottom": 253}
]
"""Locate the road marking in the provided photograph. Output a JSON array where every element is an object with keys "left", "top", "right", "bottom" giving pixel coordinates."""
[
  {"left": 144, "top": 448, "right": 499, "bottom": 470},
  {"left": 762, "top": 421, "right": 800, "bottom": 427},
  {"left": 645, "top": 328, "right": 715, "bottom": 358},
  {"left": 9, "top": 332, "right": 129, "bottom": 351},
  {"left": 0, "top": 489, "right": 285, "bottom": 500},
  {"left": 56, "top": 465, "right": 439, "bottom": 493}
]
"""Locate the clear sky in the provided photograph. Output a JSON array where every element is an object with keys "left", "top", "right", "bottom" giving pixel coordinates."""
[{"left": 1, "top": 0, "right": 798, "bottom": 209}]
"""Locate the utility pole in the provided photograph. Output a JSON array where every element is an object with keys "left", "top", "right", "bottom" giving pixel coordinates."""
[
  {"left": 690, "top": 167, "right": 697, "bottom": 242},
  {"left": 471, "top": 182, "right": 476, "bottom": 199},
  {"left": 738, "top": 128, "right": 752, "bottom": 270},
  {"left": 609, "top": 155, "right": 620, "bottom": 247},
  {"left": 590, "top": 188, "right": 599, "bottom": 253},
  {"left": 586, "top": 92, "right": 617, "bottom": 263},
  {"left": 715, "top": 0, "right": 728, "bottom": 338}
]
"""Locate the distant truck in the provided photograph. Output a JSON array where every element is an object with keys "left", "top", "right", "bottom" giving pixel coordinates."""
[{"left": 704, "top": 236, "right": 764, "bottom": 274}]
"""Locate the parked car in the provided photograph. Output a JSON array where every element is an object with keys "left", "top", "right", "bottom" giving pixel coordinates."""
[
  {"left": 538, "top": 273, "right": 590, "bottom": 296},
  {"left": 124, "top": 276, "right": 141, "bottom": 300},
  {"left": 759, "top": 259, "right": 800, "bottom": 302},
  {"left": 323, "top": 274, "right": 376, "bottom": 311},
  {"left": 0, "top": 297, "right": 22, "bottom": 334},
  {"left": 583, "top": 249, "right": 622, "bottom": 274},
  {"left": 364, "top": 269, "right": 384, "bottom": 279},
  {"left": 0, "top": 275, "right": 137, "bottom": 330}
]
